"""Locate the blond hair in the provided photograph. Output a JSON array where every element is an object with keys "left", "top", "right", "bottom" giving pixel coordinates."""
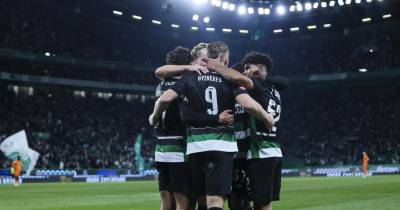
[{"left": 191, "top": 42, "right": 208, "bottom": 61}]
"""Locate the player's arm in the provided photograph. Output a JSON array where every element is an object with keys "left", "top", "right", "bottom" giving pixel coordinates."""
[
  {"left": 266, "top": 76, "right": 290, "bottom": 91},
  {"left": 235, "top": 93, "right": 274, "bottom": 130},
  {"left": 180, "top": 103, "right": 234, "bottom": 126},
  {"left": 155, "top": 64, "right": 208, "bottom": 80},
  {"left": 205, "top": 59, "right": 254, "bottom": 90},
  {"left": 149, "top": 89, "right": 179, "bottom": 126}
]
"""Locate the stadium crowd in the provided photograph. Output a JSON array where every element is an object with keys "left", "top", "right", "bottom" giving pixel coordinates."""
[
  {"left": 279, "top": 86, "right": 400, "bottom": 166},
  {"left": 0, "top": 84, "right": 155, "bottom": 170},
  {"left": 1, "top": 84, "right": 399, "bottom": 170}
]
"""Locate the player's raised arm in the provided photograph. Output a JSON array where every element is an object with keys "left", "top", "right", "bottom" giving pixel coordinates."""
[
  {"left": 235, "top": 93, "right": 274, "bottom": 130},
  {"left": 266, "top": 76, "right": 290, "bottom": 91},
  {"left": 155, "top": 64, "right": 208, "bottom": 80},
  {"left": 205, "top": 58, "right": 254, "bottom": 90},
  {"left": 154, "top": 46, "right": 209, "bottom": 80},
  {"left": 149, "top": 89, "right": 179, "bottom": 126}
]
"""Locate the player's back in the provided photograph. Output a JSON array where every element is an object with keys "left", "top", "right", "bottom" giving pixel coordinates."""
[
  {"left": 172, "top": 71, "right": 243, "bottom": 154},
  {"left": 184, "top": 71, "right": 236, "bottom": 117}
]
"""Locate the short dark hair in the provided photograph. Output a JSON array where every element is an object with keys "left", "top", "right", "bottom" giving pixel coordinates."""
[
  {"left": 166, "top": 46, "right": 192, "bottom": 65},
  {"left": 207, "top": 41, "right": 229, "bottom": 59},
  {"left": 242, "top": 51, "right": 273, "bottom": 72}
]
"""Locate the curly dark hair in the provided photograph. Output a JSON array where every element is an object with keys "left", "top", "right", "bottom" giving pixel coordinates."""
[
  {"left": 165, "top": 46, "right": 192, "bottom": 65},
  {"left": 242, "top": 51, "right": 273, "bottom": 72}
]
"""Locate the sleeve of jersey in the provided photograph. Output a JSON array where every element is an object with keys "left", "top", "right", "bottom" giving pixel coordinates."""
[
  {"left": 170, "top": 75, "right": 187, "bottom": 96},
  {"left": 180, "top": 103, "right": 219, "bottom": 126},
  {"left": 250, "top": 77, "right": 263, "bottom": 93},
  {"left": 232, "top": 86, "right": 248, "bottom": 98}
]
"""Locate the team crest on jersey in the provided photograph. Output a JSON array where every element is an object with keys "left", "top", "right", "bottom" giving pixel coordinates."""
[{"left": 235, "top": 103, "right": 245, "bottom": 114}]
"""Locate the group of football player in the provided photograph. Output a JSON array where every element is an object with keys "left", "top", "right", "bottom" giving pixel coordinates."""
[{"left": 149, "top": 41, "right": 289, "bottom": 210}]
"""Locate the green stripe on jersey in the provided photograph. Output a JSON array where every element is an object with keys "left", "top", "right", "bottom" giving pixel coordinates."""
[
  {"left": 187, "top": 132, "right": 235, "bottom": 143},
  {"left": 247, "top": 117, "right": 282, "bottom": 159}
]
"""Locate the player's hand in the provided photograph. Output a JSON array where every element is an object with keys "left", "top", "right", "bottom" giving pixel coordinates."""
[
  {"left": 264, "top": 113, "right": 275, "bottom": 130},
  {"left": 219, "top": 109, "right": 234, "bottom": 125},
  {"left": 148, "top": 114, "right": 158, "bottom": 126},
  {"left": 187, "top": 64, "right": 209, "bottom": 75}
]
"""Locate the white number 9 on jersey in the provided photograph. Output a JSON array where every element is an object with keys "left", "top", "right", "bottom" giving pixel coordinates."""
[{"left": 205, "top": 86, "right": 218, "bottom": 115}]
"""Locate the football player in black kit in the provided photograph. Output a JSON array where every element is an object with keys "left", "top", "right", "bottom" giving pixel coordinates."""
[
  {"left": 153, "top": 44, "right": 235, "bottom": 210},
  {"left": 149, "top": 42, "right": 274, "bottom": 210},
  {"left": 204, "top": 52, "right": 289, "bottom": 210},
  {"left": 153, "top": 46, "right": 195, "bottom": 210}
]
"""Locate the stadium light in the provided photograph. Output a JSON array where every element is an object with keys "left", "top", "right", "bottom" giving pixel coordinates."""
[
  {"left": 362, "top": 17, "right": 371, "bottom": 22},
  {"left": 171, "top": 24, "right": 180, "bottom": 28},
  {"left": 273, "top": 29, "right": 283, "bottom": 33},
  {"left": 323, "top": 23, "right": 332, "bottom": 28},
  {"left": 215, "top": 0, "right": 222, "bottom": 7},
  {"left": 329, "top": 0, "right": 335, "bottom": 6},
  {"left": 206, "top": 27, "right": 215, "bottom": 31},
  {"left": 313, "top": 2, "right": 319, "bottom": 8},
  {"left": 248, "top": 7, "right": 254, "bottom": 14},
  {"left": 44, "top": 52, "right": 51, "bottom": 56},
  {"left": 307, "top": 25, "right": 317, "bottom": 30},
  {"left": 345, "top": 0, "right": 351, "bottom": 4},
  {"left": 132, "top": 15, "right": 142, "bottom": 20},
  {"left": 191, "top": 26, "right": 199, "bottom": 31},
  {"left": 264, "top": 8, "right": 271, "bottom": 15},
  {"left": 222, "top": 2, "right": 229, "bottom": 9},
  {"left": 238, "top": 6, "right": 246, "bottom": 15},
  {"left": 222, "top": 28, "right": 232, "bottom": 33},
  {"left": 289, "top": 5, "right": 296, "bottom": 12},
  {"left": 193, "top": 14, "right": 199, "bottom": 21},
  {"left": 355, "top": 0, "right": 361, "bottom": 3},
  {"left": 211, "top": 0, "right": 218, "bottom": 5},
  {"left": 276, "top": 5, "right": 286, "bottom": 15},
  {"left": 338, "top": 0, "right": 345, "bottom": 6},
  {"left": 359, "top": 68, "right": 368, "bottom": 72},
  {"left": 258, "top": 7, "right": 265, "bottom": 15},
  {"left": 152, "top": 20, "right": 161, "bottom": 25},
  {"left": 366, "top": 0, "right": 372, "bottom": 2},
  {"left": 382, "top": 14, "right": 391, "bottom": 19},
  {"left": 305, "top": 3, "right": 312, "bottom": 10},
  {"left": 203, "top": 16, "right": 210, "bottom": 23},
  {"left": 239, "top": 29, "right": 249, "bottom": 34},
  {"left": 321, "top": 2, "right": 328, "bottom": 7},
  {"left": 296, "top": 4, "right": 303, "bottom": 12},
  {"left": 229, "top": 4, "right": 235, "bottom": 11},
  {"left": 290, "top": 27, "right": 300, "bottom": 32},
  {"left": 113, "top": 10, "right": 123, "bottom": 16}
]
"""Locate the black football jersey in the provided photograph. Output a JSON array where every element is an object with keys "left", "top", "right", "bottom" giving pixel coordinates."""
[
  {"left": 154, "top": 77, "right": 185, "bottom": 137},
  {"left": 249, "top": 78, "right": 282, "bottom": 140},
  {"left": 171, "top": 71, "right": 246, "bottom": 128}
]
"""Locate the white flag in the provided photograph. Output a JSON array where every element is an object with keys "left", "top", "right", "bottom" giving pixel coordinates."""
[{"left": 0, "top": 130, "right": 40, "bottom": 176}]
